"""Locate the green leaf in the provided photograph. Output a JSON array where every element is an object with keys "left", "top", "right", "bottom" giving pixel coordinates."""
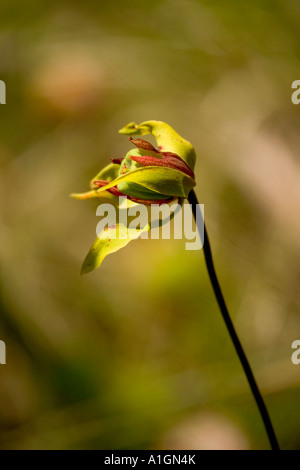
[
  {"left": 95, "top": 166, "right": 195, "bottom": 199},
  {"left": 119, "top": 120, "right": 196, "bottom": 171},
  {"left": 81, "top": 197, "right": 182, "bottom": 273},
  {"left": 81, "top": 222, "right": 150, "bottom": 274}
]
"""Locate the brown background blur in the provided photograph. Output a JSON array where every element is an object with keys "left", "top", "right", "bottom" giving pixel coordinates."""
[{"left": 0, "top": 0, "right": 300, "bottom": 450}]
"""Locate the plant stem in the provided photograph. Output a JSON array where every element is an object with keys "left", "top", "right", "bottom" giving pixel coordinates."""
[{"left": 188, "top": 189, "right": 280, "bottom": 451}]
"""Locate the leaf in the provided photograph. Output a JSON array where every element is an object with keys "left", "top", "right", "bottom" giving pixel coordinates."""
[
  {"left": 81, "top": 222, "right": 150, "bottom": 274},
  {"left": 81, "top": 197, "right": 182, "bottom": 273},
  {"left": 119, "top": 120, "right": 196, "bottom": 171},
  {"left": 95, "top": 166, "right": 195, "bottom": 198}
]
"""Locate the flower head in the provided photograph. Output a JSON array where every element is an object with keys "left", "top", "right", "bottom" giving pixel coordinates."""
[{"left": 72, "top": 120, "right": 196, "bottom": 272}]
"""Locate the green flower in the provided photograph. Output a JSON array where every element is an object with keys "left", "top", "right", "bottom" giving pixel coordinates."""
[{"left": 72, "top": 120, "right": 196, "bottom": 273}]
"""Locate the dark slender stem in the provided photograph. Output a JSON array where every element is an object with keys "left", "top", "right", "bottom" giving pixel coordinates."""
[{"left": 188, "top": 189, "right": 280, "bottom": 451}]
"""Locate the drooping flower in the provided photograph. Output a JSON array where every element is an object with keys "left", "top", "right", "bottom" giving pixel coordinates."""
[{"left": 71, "top": 120, "right": 196, "bottom": 272}]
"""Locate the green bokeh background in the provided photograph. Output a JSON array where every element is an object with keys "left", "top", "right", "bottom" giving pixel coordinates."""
[{"left": 0, "top": 0, "right": 300, "bottom": 450}]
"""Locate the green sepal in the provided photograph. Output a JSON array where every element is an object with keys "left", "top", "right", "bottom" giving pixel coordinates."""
[
  {"left": 81, "top": 222, "right": 150, "bottom": 275},
  {"left": 119, "top": 120, "right": 196, "bottom": 171},
  {"left": 95, "top": 166, "right": 195, "bottom": 199},
  {"left": 81, "top": 198, "right": 182, "bottom": 274},
  {"left": 90, "top": 162, "right": 120, "bottom": 189}
]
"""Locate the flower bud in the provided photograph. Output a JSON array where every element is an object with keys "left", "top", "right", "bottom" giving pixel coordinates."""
[
  {"left": 71, "top": 120, "right": 197, "bottom": 272},
  {"left": 92, "top": 121, "right": 196, "bottom": 202},
  {"left": 72, "top": 121, "right": 196, "bottom": 203}
]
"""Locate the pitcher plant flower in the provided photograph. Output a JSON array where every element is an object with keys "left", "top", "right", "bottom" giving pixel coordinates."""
[
  {"left": 73, "top": 120, "right": 196, "bottom": 205},
  {"left": 72, "top": 121, "right": 196, "bottom": 272},
  {"left": 72, "top": 120, "right": 280, "bottom": 450}
]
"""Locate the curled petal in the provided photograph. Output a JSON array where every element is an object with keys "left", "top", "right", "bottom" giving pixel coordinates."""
[
  {"left": 93, "top": 164, "right": 195, "bottom": 198},
  {"left": 128, "top": 137, "right": 160, "bottom": 154},
  {"left": 119, "top": 120, "right": 196, "bottom": 171},
  {"left": 161, "top": 153, "right": 195, "bottom": 179},
  {"left": 93, "top": 179, "right": 125, "bottom": 197},
  {"left": 129, "top": 154, "right": 194, "bottom": 179},
  {"left": 110, "top": 158, "right": 124, "bottom": 165}
]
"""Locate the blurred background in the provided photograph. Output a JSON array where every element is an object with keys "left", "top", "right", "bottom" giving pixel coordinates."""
[{"left": 0, "top": 0, "right": 300, "bottom": 450}]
